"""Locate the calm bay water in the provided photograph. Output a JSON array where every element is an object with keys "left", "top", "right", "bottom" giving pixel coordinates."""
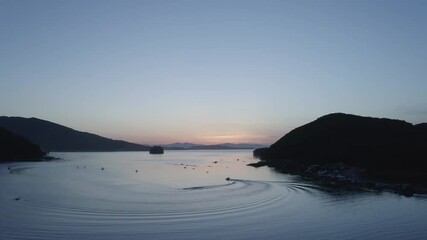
[{"left": 1, "top": 150, "right": 427, "bottom": 239}]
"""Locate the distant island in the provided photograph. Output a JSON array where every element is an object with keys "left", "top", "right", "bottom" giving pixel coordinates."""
[
  {"left": 0, "top": 127, "right": 46, "bottom": 162},
  {"left": 0, "top": 116, "right": 151, "bottom": 152},
  {"left": 252, "top": 113, "right": 427, "bottom": 196},
  {"left": 150, "top": 146, "right": 164, "bottom": 154}
]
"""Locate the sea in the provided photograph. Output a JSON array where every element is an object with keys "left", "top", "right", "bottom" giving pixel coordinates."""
[{"left": 1, "top": 150, "right": 426, "bottom": 240}]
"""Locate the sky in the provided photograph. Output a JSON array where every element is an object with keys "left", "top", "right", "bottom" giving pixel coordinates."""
[{"left": 1, "top": 0, "right": 427, "bottom": 145}]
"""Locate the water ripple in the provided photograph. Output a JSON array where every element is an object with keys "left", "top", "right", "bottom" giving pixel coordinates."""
[{"left": 2, "top": 152, "right": 427, "bottom": 240}]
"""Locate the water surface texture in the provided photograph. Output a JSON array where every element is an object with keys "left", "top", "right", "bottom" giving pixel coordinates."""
[{"left": 1, "top": 150, "right": 426, "bottom": 239}]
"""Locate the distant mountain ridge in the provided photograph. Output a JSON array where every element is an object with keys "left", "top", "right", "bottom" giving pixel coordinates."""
[
  {"left": 163, "top": 142, "right": 199, "bottom": 149},
  {"left": 0, "top": 116, "right": 150, "bottom": 152},
  {"left": 163, "top": 142, "right": 267, "bottom": 150}
]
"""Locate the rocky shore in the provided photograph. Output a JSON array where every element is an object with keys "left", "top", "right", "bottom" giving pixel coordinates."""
[{"left": 250, "top": 159, "right": 427, "bottom": 196}]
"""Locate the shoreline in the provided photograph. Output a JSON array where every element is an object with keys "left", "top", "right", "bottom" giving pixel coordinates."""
[{"left": 249, "top": 159, "right": 427, "bottom": 197}]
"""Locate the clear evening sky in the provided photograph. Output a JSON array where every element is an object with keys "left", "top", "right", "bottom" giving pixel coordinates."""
[{"left": 1, "top": 0, "right": 426, "bottom": 145}]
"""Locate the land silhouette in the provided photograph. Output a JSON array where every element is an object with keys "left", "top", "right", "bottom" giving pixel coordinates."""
[
  {"left": 0, "top": 116, "right": 265, "bottom": 152},
  {"left": 0, "top": 127, "right": 46, "bottom": 162},
  {"left": 0, "top": 117, "right": 151, "bottom": 152},
  {"left": 253, "top": 113, "right": 427, "bottom": 195},
  {"left": 149, "top": 146, "right": 164, "bottom": 154},
  {"left": 2, "top": 113, "right": 427, "bottom": 195},
  {"left": 163, "top": 143, "right": 266, "bottom": 150}
]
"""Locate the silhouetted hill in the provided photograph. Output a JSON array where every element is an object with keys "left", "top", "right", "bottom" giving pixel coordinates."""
[
  {"left": 0, "top": 117, "right": 150, "bottom": 152},
  {"left": 254, "top": 113, "right": 427, "bottom": 189},
  {"left": 163, "top": 142, "right": 199, "bottom": 149},
  {"left": 414, "top": 123, "right": 427, "bottom": 142},
  {"left": 0, "top": 127, "right": 46, "bottom": 162}
]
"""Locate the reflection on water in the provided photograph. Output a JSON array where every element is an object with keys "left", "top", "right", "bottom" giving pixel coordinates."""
[{"left": 1, "top": 150, "right": 427, "bottom": 239}]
